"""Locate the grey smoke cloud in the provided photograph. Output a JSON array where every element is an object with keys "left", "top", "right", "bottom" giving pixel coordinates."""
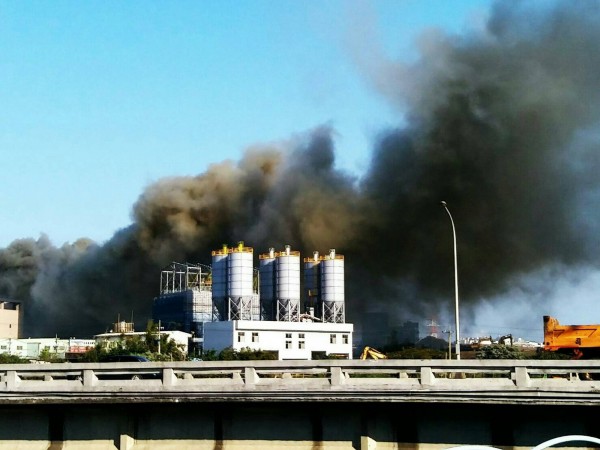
[{"left": 2, "top": 1, "right": 600, "bottom": 339}]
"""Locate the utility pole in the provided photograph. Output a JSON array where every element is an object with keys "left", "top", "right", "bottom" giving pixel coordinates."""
[
  {"left": 443, "top": 330, "right": 452, "bottom": 359},
  {"left": 157, "top": 320, "right": 161, "bottom": 354}
]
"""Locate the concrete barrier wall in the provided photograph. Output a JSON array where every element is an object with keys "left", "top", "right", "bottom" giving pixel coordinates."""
[
  {"left": 0, "top": 402, "right": 598, "bottom": 450},
  {"left": 0, "top": 360, "right": 600, "bottom": 448}
]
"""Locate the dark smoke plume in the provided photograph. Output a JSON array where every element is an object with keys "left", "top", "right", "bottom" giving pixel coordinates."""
[{"left": 2, "top": 0, "right": 600, "bottom": 339}]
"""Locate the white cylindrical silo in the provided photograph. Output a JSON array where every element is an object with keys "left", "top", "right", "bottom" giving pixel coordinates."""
[
  {"left": 320, "top": 249, "right": 344, "bottom": 302},
  {"left": 227, "top": 242, "right": 254, "bottom": 297},
  {"left": 211, "top": 245, "right": 229, "bottom": 321},
  {"left": 320, "top": 249, "right": 345, "bottom": 323},
  {"left": 276, "top": 245, "right": 300, "bottom": 301},
  {"left": 276, "top": 245, "right": 300, "bottom": 321},
  {"left": 211, "top": 245, "right": 228, "bottom": 299},
  {"left": 259, "top": 248, "right": 276, "bottom": 320}
]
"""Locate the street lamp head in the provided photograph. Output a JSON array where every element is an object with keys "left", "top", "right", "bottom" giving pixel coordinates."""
[{"left": 440, "top": 200, "right": 447, "bottom": 207}]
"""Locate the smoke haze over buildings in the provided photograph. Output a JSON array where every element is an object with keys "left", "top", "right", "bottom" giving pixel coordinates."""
[{"left": 2, "top": 1, "right": 600, "bottom": 340}]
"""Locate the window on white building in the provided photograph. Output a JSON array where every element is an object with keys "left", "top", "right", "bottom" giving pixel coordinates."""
[
  {"left": 343, "top": 334, "right": 349, "bottom": 344},
  {"left": 285, "top": 333, "right": 292, "bottom": 339},
  {"left": 252, "top": 332, "right": 259, "bottom": 343},
  {"left": 285, "top": 340, "right": 292, "bottom": 349},
  {"left": 237, "top": 332, "right": 245, "bottom": 343},
  {"left": 299, "top": 341, "right": 305, "bottom": 349},
  {"left": 330, "top": 334, "right": 337, "bottom": 344},
  {"left": 16, "top": 346, "right": 23, "bottom": 350},
  {"left": 298, "top": 333, "right": 305, "bottom": 339},
  {"left": 0, "top": 346, "right": 6, "bottom": 350}
]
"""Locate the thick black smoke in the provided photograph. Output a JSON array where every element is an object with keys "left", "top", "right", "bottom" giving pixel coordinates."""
[{"left": 2, "top": 1, "right": 600, "bottom": 338}]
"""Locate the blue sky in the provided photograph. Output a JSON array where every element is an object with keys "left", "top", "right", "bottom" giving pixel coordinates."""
[{"left": 0, "top": 0, "right": 492, "bottom": 248}]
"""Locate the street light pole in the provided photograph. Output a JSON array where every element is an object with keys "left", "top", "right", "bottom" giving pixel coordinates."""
[{"left": 441, "top": 201, "right": 461, "bottom": 360}]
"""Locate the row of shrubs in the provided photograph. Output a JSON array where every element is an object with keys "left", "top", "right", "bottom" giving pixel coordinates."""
[{"left": 0, "top": 344, "right": 576, "bottom": 364}]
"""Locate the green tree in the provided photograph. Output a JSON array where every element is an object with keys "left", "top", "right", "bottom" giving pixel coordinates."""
[
  {"left": 80, "top": 328, "right": 186, "bottom": 362},
  {"left": 200, "top": 349, "right": 218, "bottom": 361},
  {"left": 38, "top": 347, "right": 63, "bottom": 363}
]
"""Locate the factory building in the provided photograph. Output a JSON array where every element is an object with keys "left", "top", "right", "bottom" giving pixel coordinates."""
[
  {"left": 152, "top": 262, "right": 214, "bottom": 338},
  {"left": 203, "top": 320, "right": 353, "bottom": 360},
  {"left": 0, "top": 300, "right": 22, "bottom": 339},
  {"left": 152, "top": 242, "right": 353, "bottom": 360}
]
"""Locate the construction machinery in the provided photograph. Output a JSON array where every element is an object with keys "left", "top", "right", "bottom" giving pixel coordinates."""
[
  {"left": 360, "top": 346, "right": 387, "bottom": 360},
  {"left": 543, "top": 315, "right": 600, "bottom": 359},
  {"left": 497, "top": 334, "right": 513, "bottom": 346}
]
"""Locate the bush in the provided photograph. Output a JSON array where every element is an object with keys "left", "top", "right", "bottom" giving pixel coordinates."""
[
  {"left": 214, "top": 347, "right": 278, "bottom": 360},
  {"left": 385, "top": 348, "right": 447, "bottom": 359},
  {"left": 38, "top": 348, "right": 63, "bottom": 363},
  {"left": 476, "top": 345, "right": 525, "bottom": 359},
  {"left": 534, "top": 349, "right": 573, "bottom": 360},
  {"left": 0, "top": 353, "right": 29, "bottom": 364}
]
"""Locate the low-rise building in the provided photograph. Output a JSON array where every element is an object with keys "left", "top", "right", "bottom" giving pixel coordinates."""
[
  {"left": 94, "top": 330, "right": 191, "bottom": 354},
  {"left": 203, "top": 320, "right": 353, "bottom": 360},
  {"left": 0, "top": 337, "right": 71, "bottom": 360},
  {"left": 0, "top": 300, "right": 22, "bottom": 339}
]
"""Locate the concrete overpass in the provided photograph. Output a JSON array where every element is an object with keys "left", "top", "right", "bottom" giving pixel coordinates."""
[{"left": 0, "top": 359, "right": 599, "bottom": 449}]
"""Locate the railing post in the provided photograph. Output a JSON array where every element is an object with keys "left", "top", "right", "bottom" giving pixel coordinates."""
[
  {"left": 515, "top": 366, "right": 531, "bottom": 387},
  {"left": 331, "top": 367, "right": 346, "bottom": 386},
  {"left": 361, "top": 435, "right": 377, "bottom": 449},
  {"left": 162, "top": 368, "right": 177, "bottom": 387},
  {"left": 6, "top": 371, "right": 20, "bottom": 389},
  {"left": 83, "top": 369, "right": 97, "bottom": 387},
  {"left": 420, "top": 367, "right": 436, "bottom": 386},
  {"left": 244, "top": 367, "right": 259, "bottom": 387}
]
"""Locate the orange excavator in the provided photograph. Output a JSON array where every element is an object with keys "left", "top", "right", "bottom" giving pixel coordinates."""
[
  {"left": 360, "top": 346, "right": 387, "bottom": 360},
  {"left": 543, "top": 315, "right": 600, "bottom": 359}
]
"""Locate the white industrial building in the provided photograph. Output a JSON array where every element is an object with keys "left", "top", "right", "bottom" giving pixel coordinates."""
[
  {"left": 200, "top": 243, "right": 352, "bottom": 360},
  {"left": 204, "top": 320, "right": 353, "bottom": 360},
  {"left": 0, "top": 337, "right": 93, "bottom": 360},
  {"left": 94, "top": 329, "right": 191, "bottom": 354}
]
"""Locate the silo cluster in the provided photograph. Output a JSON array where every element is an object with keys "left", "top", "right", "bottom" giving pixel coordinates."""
[
  {"left": 211, "top": 242, "right": 259, "bottom": 321},
  {"left": 212, "top": 242, "right": 345, "bottom": 323}
]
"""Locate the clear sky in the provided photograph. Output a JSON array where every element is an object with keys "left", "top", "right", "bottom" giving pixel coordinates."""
[{"left": 0, "top": 0, "right": 492, "bottom": 248}]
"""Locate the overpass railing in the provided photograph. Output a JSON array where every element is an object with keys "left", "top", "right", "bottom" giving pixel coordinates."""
[{"left": 1, "top": 359, "right": 600, "bottom": 404}]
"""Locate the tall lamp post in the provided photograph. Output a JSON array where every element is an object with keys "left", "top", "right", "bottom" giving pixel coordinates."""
[{"left": 440, "top": 201, "right": 461, "bottom": 360}]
